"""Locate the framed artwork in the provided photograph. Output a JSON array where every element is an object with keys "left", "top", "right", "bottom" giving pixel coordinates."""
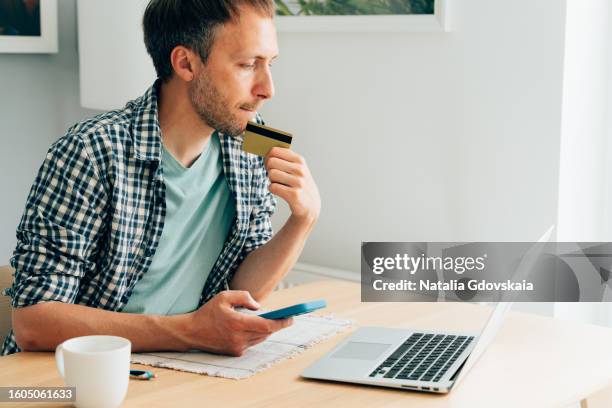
[
  {"left": 274, "top": 0, "right": 447, "bottom": 32},
  {"left": 0, "top": 0, "right": 58, "bottom": 53}
]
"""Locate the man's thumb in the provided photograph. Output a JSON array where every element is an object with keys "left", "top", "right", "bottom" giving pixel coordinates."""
[{"left": 226, "top": 290, "right": 260, "bottom": 310}]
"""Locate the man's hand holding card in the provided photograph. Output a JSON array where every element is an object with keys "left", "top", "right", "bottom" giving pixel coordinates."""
[
  {"left": 265, "top": 147, "right": 320, "bottom": 223},
  {"left": 242, "top": 122, "right": 321, "bottom": 225}
]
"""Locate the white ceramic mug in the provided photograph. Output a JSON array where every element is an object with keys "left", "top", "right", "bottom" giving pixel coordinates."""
[{"left": 55, "top": 335, "right": 131, "bottom": 408}]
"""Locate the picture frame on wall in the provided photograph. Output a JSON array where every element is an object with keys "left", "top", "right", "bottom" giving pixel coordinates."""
[
  {"left": 0, "top": 0, "right": 58, "bottom": 53},
  {"left": 274, "top": 0, "right": 448, "bottom": 32}
]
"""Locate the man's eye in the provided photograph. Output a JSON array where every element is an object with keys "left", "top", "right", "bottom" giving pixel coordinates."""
[{"left": 241, "top": 63, "right": 256, "bottom": 69}]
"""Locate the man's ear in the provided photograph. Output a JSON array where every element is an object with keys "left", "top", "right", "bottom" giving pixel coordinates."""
[{"left": 169, "top": 46, "right": 199, "bottom": 82}]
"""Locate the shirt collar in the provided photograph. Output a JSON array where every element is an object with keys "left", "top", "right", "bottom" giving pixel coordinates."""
[{"left": 131, "top": 79, "right": 163, "bottom": 162}]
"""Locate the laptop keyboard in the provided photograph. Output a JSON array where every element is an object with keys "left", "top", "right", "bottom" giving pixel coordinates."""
[{"left": 369, "top": 333, "right": 475, "bottom": 382}]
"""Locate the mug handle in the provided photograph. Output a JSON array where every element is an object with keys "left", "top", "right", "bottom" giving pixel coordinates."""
[{"left": 55, "top": 343, "right": 65, "bottom": 378}]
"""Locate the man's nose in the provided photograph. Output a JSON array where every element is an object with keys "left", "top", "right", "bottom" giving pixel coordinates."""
[{"left": 254, "top": 66, "right": 275, "bottom": 100}]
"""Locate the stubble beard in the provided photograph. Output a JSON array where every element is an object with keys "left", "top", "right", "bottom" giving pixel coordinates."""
[{"left": 189, "top": 71, "right": 245, "bottom": 137}]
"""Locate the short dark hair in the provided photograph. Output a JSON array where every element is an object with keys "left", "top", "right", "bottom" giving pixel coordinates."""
[{"left": 142, "top": 0, "right": 275, "bottom": 82}]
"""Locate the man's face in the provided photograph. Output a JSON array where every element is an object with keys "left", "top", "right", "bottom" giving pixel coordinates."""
[{"left": 189, "top": 6, "right": 278, "bottom": 136}]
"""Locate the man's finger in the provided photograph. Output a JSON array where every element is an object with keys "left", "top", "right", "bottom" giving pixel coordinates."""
[
  {"left": 265, "top": 147, "right": 303, "bottom": 165},
  {"left": 241, "top": 315, "right": 294, "bottom": 334},
  {"left": 268, "top": 169, "right": 300, "bottom": 188},
  {"left": 282, "top": 317, "right": 294, "bottom": 328},
  {"left": 265, "top": 156, "right": 302, "bottom": 176},
  {"left": 237, "top": 314, "right": 279, "bottom": 334},
  {"left": 265, "top": 317, "right": 293, "bottom": 331},
  {"left": 221, "top": 290, "right": 260, "bottom": 310},
  {"left": 268, "top": 183, "right": 294, "bottom": 203},
  {"left": 246, "top": 334, "right": 270, "bottom": 348}
]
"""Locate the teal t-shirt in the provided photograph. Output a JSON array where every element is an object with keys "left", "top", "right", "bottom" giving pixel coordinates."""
[{"left": 123, "top": 132, "right": 236, "bottom": 315}]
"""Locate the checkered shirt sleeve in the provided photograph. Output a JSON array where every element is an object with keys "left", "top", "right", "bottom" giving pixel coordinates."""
[{"left": 7, "top": 134, "right": 107, "bottom": 308}]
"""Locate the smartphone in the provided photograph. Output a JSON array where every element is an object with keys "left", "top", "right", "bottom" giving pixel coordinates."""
[{"left": 258, "top": 300, "right": 326, "bottom": 320}]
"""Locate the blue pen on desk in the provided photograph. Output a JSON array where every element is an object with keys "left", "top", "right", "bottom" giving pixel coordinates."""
[{"left": 130, "top": 369, "right": 157, "bottom": 380}]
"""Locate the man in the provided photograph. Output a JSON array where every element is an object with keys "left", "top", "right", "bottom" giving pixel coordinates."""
[{"left": 1, "top": 0, "right": 320, "bottom": 356}]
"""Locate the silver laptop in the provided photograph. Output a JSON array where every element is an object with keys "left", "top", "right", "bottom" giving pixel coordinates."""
[{"left": 302, "top": 227, "right": 554, "bottom": 394}]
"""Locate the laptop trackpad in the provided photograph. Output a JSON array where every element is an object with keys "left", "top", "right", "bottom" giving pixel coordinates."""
[{"left": 332, "top": 342, "right": 391, "bottom": 361}]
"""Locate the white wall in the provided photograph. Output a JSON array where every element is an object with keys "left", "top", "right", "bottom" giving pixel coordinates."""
[
  {"left": 557, "top": 0, "right": 610, "bottom": 242},
  {"left": 77, "top": 0, "right": 155, "bottom": 110},
  {"left": 0, "top": 0, "right": 99, "bottom": 264},
  {"left": 555, "top": 0, "right": 612, "bottom": 325},
  {"left": 264, "top": 0, "right": 567, "bottom": 273}
]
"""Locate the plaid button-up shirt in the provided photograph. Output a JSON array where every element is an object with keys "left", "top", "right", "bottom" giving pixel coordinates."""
[{"left": 1, "top": 81, "right": 276, "bottom": 355}]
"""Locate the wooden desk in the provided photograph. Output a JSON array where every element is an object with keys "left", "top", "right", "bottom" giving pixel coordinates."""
[{"left": 2, "top": 280, "right": 612, "bottom": 408}]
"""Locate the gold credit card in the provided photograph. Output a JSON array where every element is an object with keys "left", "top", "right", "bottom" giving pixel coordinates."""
[{"left": 242, "top": 122, "right": 292, "bottom": 157}]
